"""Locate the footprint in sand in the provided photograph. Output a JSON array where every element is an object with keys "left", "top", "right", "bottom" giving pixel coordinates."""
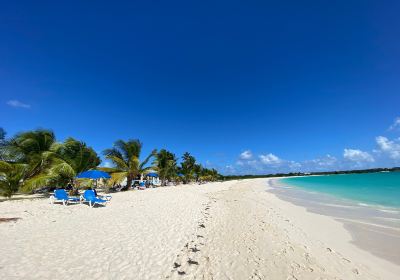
[
  {"left": 190, "top": 247, "right": 200, "bottom": 253},
  {"left": 188, "top": 259, "right": 199, "bottom": 265}
]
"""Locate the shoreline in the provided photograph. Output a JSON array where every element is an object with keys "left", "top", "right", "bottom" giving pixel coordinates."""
[
  {"left": 270, "top": 177, "right": 400, "bottom": 267},
  {"left": 0, "top": 179, "right": 399, "bottom": 279}
]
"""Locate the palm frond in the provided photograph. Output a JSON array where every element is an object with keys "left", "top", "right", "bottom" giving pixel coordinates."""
[
  {"left": 50, "top": 162, "right": 75, "bottom": 178},
  {"left": 141, "top": 166, "right": 154, "bottom": 174},
  {"left": 139, "top": 149, "right": 156, "bottom": 170},
  {"left": 21, "top": 174, "right": 55, "bottom": 193},
  {"left": 106, "top": 155, "right": 129, "bottom": 171},
  {"left": 96, "top": 167, "right": 121, "bottom": 173},
  {"left": 0, "top": 160, "right": 12, "bottom": 172},
  {"left": 109, "top": 172, "right": 128, "bottom": 185},
  {"left": 103, "top": 148, "right": 124, "bottom": 161},
  {"left": 128, "top": 156, "right": 140, "bottom": 173}
]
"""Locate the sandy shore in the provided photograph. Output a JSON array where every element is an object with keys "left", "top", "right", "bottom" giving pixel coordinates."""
[
  {"left": 0, "top": 179, "right": 399, "bottom": 279},
  {"left": 269, "top": 178, "right": 400, "bottom": 266}
]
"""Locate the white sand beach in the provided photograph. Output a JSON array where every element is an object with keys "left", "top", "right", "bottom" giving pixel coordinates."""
[{"left": 0, "top": 179, "right": 399, "bottom": 279}]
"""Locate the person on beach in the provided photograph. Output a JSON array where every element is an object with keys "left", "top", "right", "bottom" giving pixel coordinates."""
[{"left": 66, "top": 182, "right": 73, "bottom": 191}]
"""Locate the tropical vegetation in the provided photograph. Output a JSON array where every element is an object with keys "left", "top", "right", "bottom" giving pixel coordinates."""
[
  {"left": 0, "top": 129, "right": 100, "bottom": 197},
  {"left": 0, "top": 128, "right": 222, "bottom": 197},
  {"left": 179, "top": 152, "right": 196, "bottom": 184},
  {"left": 103, "top": 139, "right": 156, "bottom": 190},
  {"left": 155, "top": 149, "right": 178, "bottom": 186}
]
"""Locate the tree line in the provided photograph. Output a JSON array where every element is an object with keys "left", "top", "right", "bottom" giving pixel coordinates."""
[
  {"left": 0, "top": 128, "right": 221, "bottom": 198},
  {"left": 223, "top": 168, "right": 400, "bottom": 181}
]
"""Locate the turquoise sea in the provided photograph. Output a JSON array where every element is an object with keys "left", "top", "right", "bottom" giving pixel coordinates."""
[
  {"left": 276, "top": 172, "right": 400, "bottom": 264},
  {"left": 281, "top": 172, "right": 400, "bottom": 209}
]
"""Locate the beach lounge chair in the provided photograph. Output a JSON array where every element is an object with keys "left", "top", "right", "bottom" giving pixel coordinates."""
[
  {"left": 50, "top": 189, "right": 80, "bottom": 206},
  {"left": 81, "top": 190, "right": 108, "bottom": 208},
  {"left": 100, "top": 194, "right": 112, "bottom": 201},
  {"left": 92, "top": 189, "right": 112, "bottom": 201}
]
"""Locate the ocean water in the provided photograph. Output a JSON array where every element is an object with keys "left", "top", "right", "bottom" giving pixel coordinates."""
[
  {"left": 271, "top": 173, "right": 400, "bottom": 264},
  {"left": 281, "top": 172, "right": 400, "bottom": 209}
]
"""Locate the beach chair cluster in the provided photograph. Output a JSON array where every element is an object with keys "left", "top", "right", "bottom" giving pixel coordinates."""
[{"left": 50, "top": 189, "right": 111, "bottom": 208}]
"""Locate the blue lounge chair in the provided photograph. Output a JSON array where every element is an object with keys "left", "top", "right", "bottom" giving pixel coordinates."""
[
  {"left": 50, "top": 189, "right": 80, "bottom": 206},
  {"left": 81, "top": 190, "right": 108, "bottom": 208}
]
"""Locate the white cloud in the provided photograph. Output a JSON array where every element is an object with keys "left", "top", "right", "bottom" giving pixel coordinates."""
[
  {"left": 376, "top": 136, "right": 400, "bottom": 159},
  {"left": 299, "top": 155, "right": 340, "bottom": 172},
  {"left": 389, "top": 117, "right": 400, "bottom": 131},
  {"left": 288, "top": 161, "right": 302, "bottom": 169},
  {"left": 6, "top": 100, "right": 31, "bottom": 109},
  {"left": 234, "top": 151, "right": 286, "bottom": 174},
  {"left": 239, "top": 150, "right": 253, "bottom": 160},
  {"left": 343, "top": 149, "right": 374, "bottom": 162},
  {"left": 259, "top": 153, "right": 282, "bottom": 165},
  {"left": 311, "top": 154, "right": 337, "bottom": 166},
  {"left": 236, "top": 159, "right": 261, "bottom": 168},
  {"left": 224, "top": 165, "right": 236, "bottom": 174},
  {"left": 219, "top": 117, "right": 400, "bottom": 175}
]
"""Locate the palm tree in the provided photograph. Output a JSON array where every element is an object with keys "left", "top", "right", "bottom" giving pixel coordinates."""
[
  {"left": 0, "top": 128, "right": 5, "bottom": 140},
  {"left": 52, "top": 137, "right": 100, "bottom": 175},
  {"left": 0, "top": 161, "right": 28, "bottom": 198},
  {"left": 155, "top": 149, "right": 177, "bottom": 186},
  {"left": 1, "top": 130, "right": 100, "bottom": 193},
  {"left": 6, "top": 129, "right": 59, "bottom": 178},
  {"left": 103, "top": 139, "right": 156, "bottom": 190},
  {"left": 51, "top": 138, "right": 101, "bottom": 189},
  {"left": 193, "top": 164, "right": 203, "bottom": 182},
  {"left": 199, "top": 167, "right": 220, "bottom": 182},
  {"left": 180, "top": 152, "right": 196, "bottom": 184},
  {"left": 0, "top": 127, "right": 8, "bottom": 161},
  {"left": 0, "top": 158, "right": 70, "bottom": 196},
  {"left": 0, "top": 129, "right": 65, "bottom": 192}
]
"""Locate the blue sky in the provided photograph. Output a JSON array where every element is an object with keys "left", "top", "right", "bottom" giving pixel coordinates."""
[{"left": 1, "top": 1, "right": 400, "bottom": 174}]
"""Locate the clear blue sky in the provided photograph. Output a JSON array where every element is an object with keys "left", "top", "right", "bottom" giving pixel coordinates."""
[{"left": 1, "top": 1, "right": 399, "bottom": 174}]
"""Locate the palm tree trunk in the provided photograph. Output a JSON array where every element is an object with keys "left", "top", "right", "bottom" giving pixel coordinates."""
[{"left": 126, "top": 175, "right": 133, "bottom": 190}]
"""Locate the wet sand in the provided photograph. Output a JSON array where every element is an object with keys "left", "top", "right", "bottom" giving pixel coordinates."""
[{"left": 269, "top": 178, "right": 400, "bottom": 266}]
